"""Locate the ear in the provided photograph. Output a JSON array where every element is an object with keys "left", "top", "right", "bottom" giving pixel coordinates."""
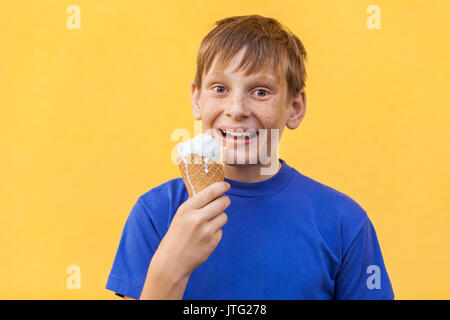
[
  {"left": 190, "top": 79, "right": 202, "bottom": 120},
  {"left": 286, "top": 89, "right": 307, "bottom": 130}
]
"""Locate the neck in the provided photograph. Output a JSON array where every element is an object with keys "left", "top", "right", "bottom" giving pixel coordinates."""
[{"left": 224, "top": 157, "right": 282, "bottom": 183}]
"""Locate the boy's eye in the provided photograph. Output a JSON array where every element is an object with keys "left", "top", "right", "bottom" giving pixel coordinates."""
[
  {"left": 254, "top": 89, "right": 269, "bottom": 97},
  {"left": 212, "top": 85, "right": 226, "bottom": 94}
]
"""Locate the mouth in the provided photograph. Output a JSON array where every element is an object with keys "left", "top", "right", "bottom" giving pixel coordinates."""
[{"left": 216, "top": 128, "right": 260, "bottom": 146}]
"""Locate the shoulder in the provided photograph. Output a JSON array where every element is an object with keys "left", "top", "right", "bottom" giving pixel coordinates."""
[
  {"left": 288, "top": 166, "right": 368, "bottom": 226},
  {"left": 133, "top": 177, "right": 188, "bottom": 231},
  {"left": 288, "top": 166, "right": 371, "bottom": 257},
  {"left": 138, "top": 177, "right": 187, "bottom": 209}
]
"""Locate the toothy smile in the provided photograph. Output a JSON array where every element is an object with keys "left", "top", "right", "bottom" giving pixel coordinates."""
[{"left": 218, "top": 128, "right": 259, "bottom": 139}]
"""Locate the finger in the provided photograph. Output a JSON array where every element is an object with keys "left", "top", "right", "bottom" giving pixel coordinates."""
[
  {"left": 207, "top": 212, "right": 228, "bottom": 230},
  {"left": 213, "top": 229, "right": 223, "bottom": 245},
  {"left": 189, "top": 181, "right": 230, "bottom": 209},
  {"left": 199, "top": 195, "right": 230, "bottom": 220}
]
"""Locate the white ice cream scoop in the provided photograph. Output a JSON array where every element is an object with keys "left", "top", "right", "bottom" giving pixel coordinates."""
[{"left": 177, "top": 133, "right": 221, "bottom": 162}]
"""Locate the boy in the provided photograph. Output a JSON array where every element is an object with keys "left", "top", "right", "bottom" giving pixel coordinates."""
[{"left": 106, "top": 15, "right": 394, "bottom": 299}]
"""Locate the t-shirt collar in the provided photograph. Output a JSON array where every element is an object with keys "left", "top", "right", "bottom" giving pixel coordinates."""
[{"left": 224, "top": 158, "right": 293, "bottom": 197}]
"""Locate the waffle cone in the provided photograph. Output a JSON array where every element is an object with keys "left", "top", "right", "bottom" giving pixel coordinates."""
[{"left": 177, "top": 154, "right": 224, "bottom": 197}]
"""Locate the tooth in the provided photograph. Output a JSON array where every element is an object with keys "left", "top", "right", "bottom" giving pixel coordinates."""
[{"left": 226, "top": 129, "right": 235, "bottom": 137}]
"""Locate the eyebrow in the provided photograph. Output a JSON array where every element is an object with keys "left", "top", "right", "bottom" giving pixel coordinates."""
[{"left": 206, "top": 72, "right": 278, "bottom": 85}]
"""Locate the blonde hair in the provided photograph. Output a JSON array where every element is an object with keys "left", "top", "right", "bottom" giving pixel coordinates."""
[{"left": 194, "top": 15, "right": 307, "bottom": 103}]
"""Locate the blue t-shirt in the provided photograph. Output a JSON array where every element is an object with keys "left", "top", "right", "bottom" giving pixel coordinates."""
[{"left": 106, "top": 159, "right": 394, "bottom": 299}]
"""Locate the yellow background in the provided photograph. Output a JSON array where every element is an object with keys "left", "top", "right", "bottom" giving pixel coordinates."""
[{"left": 1, "top": 0, "right": 449, "bottom": 299}]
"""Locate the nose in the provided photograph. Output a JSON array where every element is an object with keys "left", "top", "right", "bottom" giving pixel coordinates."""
[{"left": 224, "top": 94, "right": 251, "bottom": 120}]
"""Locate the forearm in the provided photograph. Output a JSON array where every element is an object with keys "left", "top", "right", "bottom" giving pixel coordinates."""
[{"left": 139, "top": 253, "right": 191, "bottom": 300}]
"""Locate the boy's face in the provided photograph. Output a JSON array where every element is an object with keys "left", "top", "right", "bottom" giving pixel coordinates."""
[{"left": 191, "top": 48, "right": 306, "bottom": 166}]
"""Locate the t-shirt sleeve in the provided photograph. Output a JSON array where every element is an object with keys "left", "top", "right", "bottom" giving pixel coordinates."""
[
  {"left": 105, "top": 198, "right": 162, "bottom": 299},
  {"left": 334, "top": 212, "right": 394, "bottom": 300}
]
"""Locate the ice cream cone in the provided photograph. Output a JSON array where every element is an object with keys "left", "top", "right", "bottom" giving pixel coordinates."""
[
  {"left": 177, "top": 153, "right": 225, "bottom": 198},
  {"left": 176, "top": 134, "right": 227, "bottom": 197}
]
